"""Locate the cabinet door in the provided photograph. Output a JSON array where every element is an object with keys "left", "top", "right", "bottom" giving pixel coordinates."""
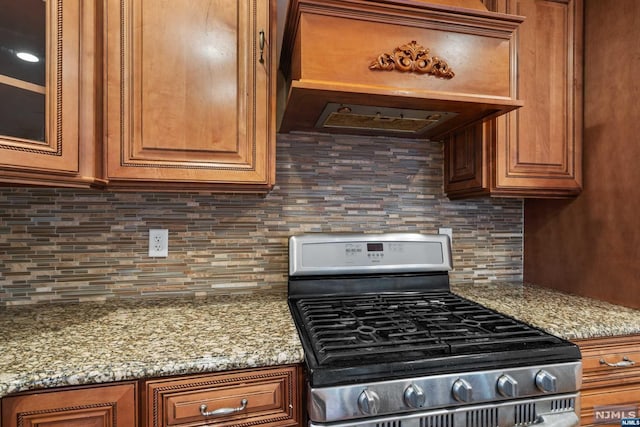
[
  {"left": 492, "top": 0, "right": 583, "bottom": 196},
  {"left": 0, "top": 0, "right": 91, "bottom": 186},
  {"left": 444, "top": 122, "right": 489, "bottom": 198},
  {"left": 581, "top": 384, "right": 640, "bottom": 426},
  {"left": 105, "top": 0, "right": 275, "bottom": 192},
  {"left": 445, "top": 0, "right": 583, "bottom": 198},
  {"left": 1, "top": 383, "right": 138, "bottom": 427}
]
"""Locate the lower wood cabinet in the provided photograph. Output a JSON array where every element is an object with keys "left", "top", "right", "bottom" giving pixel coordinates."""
[
  {"left": 145, "top": 365, "right": 301, "bottom": 427},
  {"left": 0, "top": 382, "right": 138, "bottom": 427},
  {"left": 0, "top": 365, "right": 302, "bottom": 427},
  {"left": 574, "top": 335, "right": 640, "bottom": 426}
]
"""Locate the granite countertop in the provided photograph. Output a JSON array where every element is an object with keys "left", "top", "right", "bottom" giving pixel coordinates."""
[
  {"left": 2, "top": 283, "right": 640, "bottom": 400},
  {"left": 0, "top": 290, "right": 304, "bottom": 398},
  {"left": 452, "top": 282, "right": 640, "bottom": 340}
]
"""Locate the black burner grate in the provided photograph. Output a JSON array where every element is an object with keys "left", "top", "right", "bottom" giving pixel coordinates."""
[{"left": 295, "top": 292, "right": 561, "bottom": 366}]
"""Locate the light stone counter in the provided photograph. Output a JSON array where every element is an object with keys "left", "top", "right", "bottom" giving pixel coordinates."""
[
  {"left": 452, "top": 282, "right": 640, "bottom": 340},
  {"left": 0, "top": 291, "right": 304, "bottom": 398},
  {"left": 2, "top": 282, "right": 640, "bottom": 399}
]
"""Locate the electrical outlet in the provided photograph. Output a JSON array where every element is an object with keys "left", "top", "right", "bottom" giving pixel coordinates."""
[
  {"left": 148, "top": 229, "right": 168, "bottom": 257},
  {"left": 438, "top": 227, "right": 453, "bottom": 244}
]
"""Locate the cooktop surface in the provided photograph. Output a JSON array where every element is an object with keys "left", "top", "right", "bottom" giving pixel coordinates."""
[{"left": 288, "top": 290, "right": 581, "bottom": 386}]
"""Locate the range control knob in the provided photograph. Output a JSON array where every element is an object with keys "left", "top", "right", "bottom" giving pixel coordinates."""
[
  {"left": 357, "top": 389, "right": 380, "bottom": 415},
  {"left": 404, "top": 383, "right": 426, "bottom": 408},
  {"left": 535, "top": 370, "right": 558, "bottom": 393},
  {"left": 452, "top": 378, "right": 473, "bottom": 402},
  {"left": 497, "top": 374, "right": 519, "bottom": 398}
]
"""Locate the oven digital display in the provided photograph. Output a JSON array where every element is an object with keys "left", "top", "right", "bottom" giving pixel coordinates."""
[{"left": 367, "top": 243, "right": 384, "bottom": 252}]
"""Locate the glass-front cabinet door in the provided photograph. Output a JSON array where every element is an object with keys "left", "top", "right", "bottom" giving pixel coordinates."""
[
  {"left": 0, "top": 0, "right": 46, "bottom": 141},
  {"left": 0, "top": 0, "right": 92, "bottom": 186}
]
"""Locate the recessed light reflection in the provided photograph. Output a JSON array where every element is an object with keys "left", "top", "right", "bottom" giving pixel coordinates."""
[{"left": 16, "top": 52, "right": 40, "bottom": 63}]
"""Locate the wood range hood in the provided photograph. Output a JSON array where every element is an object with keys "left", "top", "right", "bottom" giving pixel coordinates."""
[{"left": 278, "top": 0, "right": 525, "bottom": 140}]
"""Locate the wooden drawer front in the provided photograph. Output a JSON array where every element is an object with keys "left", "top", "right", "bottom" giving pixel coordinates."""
[
  {"left": 169, "top": 382, "right": 282, "bottom": 424},
  {"left": 147, "top": 366, "right": 300, "bottom": 427},
  {"left": 583, "top": 348, "right": 640, "bottom": 388},
  {"left": 582, "top": 347, "right": 640, "bottom": 371},
  {"left": 576, "top": 335, "right": 640, "bottom": 389}
]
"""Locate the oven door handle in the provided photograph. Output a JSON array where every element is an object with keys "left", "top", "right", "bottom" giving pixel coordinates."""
[{"left": 535, "top": 411, "right": 580, "bottom": 427}]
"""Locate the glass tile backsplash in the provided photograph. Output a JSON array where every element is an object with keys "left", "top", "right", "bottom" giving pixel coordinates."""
[{"left": 0, "top": 132, "right": 522, "bottom": 305}]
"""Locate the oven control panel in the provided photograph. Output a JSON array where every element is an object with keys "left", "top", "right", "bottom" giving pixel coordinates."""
[
  {"left": 343, "top": 241, "right": 433, "bottom": 264},
  {"left": 308, "top": 362, "right": 582, "bottom": 424},
  {"left": 289, "top": 233, "right": 452, "bottom": 276}
]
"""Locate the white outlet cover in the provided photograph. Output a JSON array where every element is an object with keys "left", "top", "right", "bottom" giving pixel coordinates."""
[
  {"left": 149, "top": 229, "right": 168, "bottom": 257},
  {"left": 438, "top": 227, "right": 453, "bottom": 243}
]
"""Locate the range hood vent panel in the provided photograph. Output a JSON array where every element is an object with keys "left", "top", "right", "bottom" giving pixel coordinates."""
[
  {"left": 316, "top": 103, "right": 458, "bottom": 135},
  {"left": 278, "top": 0, "right": 524, "bottom": 140}
]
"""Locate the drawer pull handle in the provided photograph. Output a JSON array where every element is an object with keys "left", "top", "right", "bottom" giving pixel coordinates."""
[
  {"left": 259, "top": 30, "right": 265, "bottom": 63},
  {"left": 599, "top": 356, "right": 636, "bottom": 368},
  {"left": 200, "top": 399, "right": 248, "bottom": 417}
]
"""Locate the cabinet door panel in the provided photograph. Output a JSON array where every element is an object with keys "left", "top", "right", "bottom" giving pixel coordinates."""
[
  {"left": 18, "top": 408, "right": 112, "bottom": 427},
  {"left": 580, "top": 383, "right": 640, "bottom": 426},
  {"left": 443, "top": 123, "right": 489, "bottom": 197},
  {"left": 135, "top": 1, "right": 239, "bottom": 157},
  {"left": 106, "top": 0, "right": 274, "bottom": 189},
  {"left": 1, "top": 383, "right": 137, "bottom": 427},
  {"left": 493, "top": 0, "right": 582, "bottom": 193},
  {"left": 0, "top": 0, "right": 80, "bottom": 175}
]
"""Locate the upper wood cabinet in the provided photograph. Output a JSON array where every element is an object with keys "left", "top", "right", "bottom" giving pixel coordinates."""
[
  {"left": 0, "top": 0, "right": 102, "bottom": 188},
  {"left": 445, "top": 0, "right": 583, "bottom": 198},
  {"left": 104, "top": 0, "right": 276, "bottom": 192}
]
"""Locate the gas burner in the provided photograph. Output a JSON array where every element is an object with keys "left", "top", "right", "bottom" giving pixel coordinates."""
[{"left": 295, "top": 291, "right": 568, "bottom": 365}]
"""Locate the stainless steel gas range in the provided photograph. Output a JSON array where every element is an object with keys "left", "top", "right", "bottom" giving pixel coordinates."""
[{"left": 287, "top": 233, "right": 582, "bottom": 427}]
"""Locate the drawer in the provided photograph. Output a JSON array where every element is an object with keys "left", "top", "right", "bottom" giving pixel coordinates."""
[
  {"left": 576, "top": 335, "right": 640, "bottom": 389},
  {"left": 145, "top": 365, "right": 300, "bottom": 427},
  {"left": 583, "top": 350, "right": 640, "bottom": 371}
]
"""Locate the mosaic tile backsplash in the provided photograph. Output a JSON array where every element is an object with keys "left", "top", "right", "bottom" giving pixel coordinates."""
[{"left": 0, "top": 132, "right": 523, "bottom": 305}]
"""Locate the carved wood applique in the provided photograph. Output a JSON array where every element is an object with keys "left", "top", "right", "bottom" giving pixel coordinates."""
[{"left": 369, "top": 41, "right": 455, "bottom": 78}]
